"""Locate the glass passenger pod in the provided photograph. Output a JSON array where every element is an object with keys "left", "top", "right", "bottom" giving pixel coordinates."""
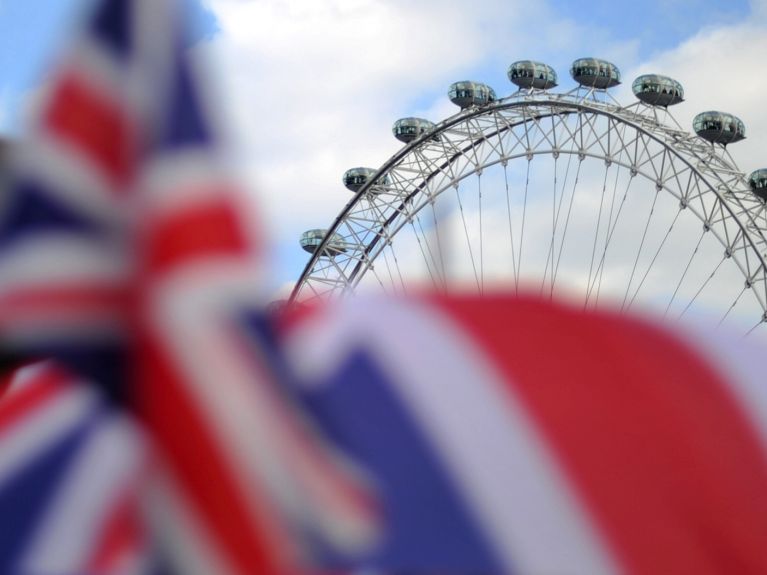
[
  {"left": 448, "top": 81, "right": 497, "bottom": 109},
  {"left": 748, "top": 168, "right": 767, "bottom": 202},
  {"left": 570, "top": 58, "right": 621, "bottom": 89},
  {"left": 508, "top": 60, "right": 558, "bottom": 90},
  {"left": 300, "top": 229, "right": 347, "bottom": 256},
  {"left": 632, "top": 74, "right": 684, "bottom": 107},
  {"left": 693, "top": 111, "right": 746, "bottom": 145},
  {"left": 393, "top": 117, "right": 438, "bottom": 143},
  {"left": 342, "top": 167, "right": 390, "bottom": 193}
]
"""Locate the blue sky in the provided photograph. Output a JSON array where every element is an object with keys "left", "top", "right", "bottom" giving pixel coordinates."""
[
  {"left": 0, "top": 0, "right": 753, "bottom": 133},
  {"left": 0, "top": 0, "right": 217, "bottom": 132},
  {"left": 552, "top": 0, "right": 749, "bottom": 54},
  {"left": 1, "top": 0, "right": 765, "bottom": 298}
]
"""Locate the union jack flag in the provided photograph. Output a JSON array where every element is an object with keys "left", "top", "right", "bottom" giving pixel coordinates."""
[
  {"left": 281, "top": 294, "right": 767, "bottom": 574},
  {"left": 0, "top": 0, "right": 375, "bottom": 572},
  {"left": 0, "top": 362, "right": 150, "bottom": 574}
]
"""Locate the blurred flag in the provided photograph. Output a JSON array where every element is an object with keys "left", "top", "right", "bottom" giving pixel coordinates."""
[
  {"left": 281, "top": 294, "right": 767, "bottom": 574},
  {"left": 0, "top": 362, "right": 150, "bottom": 574},
  {"left": 0, "top": 0, "right": 375, "bottom": 572}
]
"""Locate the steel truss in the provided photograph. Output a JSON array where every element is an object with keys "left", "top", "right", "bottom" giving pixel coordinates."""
[{"left": 290, "top": 91, "right": 767, "bottom": 323}]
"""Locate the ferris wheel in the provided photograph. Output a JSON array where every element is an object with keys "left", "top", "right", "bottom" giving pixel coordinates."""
[{"left": 290, "top": 57, "right": 767, "bottom": 336}]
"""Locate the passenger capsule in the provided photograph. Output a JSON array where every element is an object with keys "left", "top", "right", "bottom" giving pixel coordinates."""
[
  {"left": 748, "top": 168, "right": 767, "bottom": 202},
  {"left": 693, "top": 111, "right": 746, "bottom": 145},
  {"left": 392, "top": 117, "right": 438, "bottom": 143},
  {"left": 448, "top": 81, "right": 496, "bottom": 109},
  {"left": 300, "top": 229, "right": 347, "bottom": 257},
  {"left": 632, "top": 74, "right": 684, "bottom": 107},
  {"left": 507, "top": 60, "right": 558, "bottom": 90},
  {"left": 570, "top": 58, "right": 621, "bottom": 89},
  {"left": 343, "top": 167, "right": 389, "bottom": 193}
]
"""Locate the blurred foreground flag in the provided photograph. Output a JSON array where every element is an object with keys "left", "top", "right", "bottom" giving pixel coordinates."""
[
  {"left": 0, "top": 363, "right": 149, "bottom": 574},
  {"left": 0, "top": 0, "right": 375, "bottom": 572},
  {"left": 281, "top": 294, "right": 767, "bottom": 574}
]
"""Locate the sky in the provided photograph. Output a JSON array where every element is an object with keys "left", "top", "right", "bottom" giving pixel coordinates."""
[{"left": 1, "top": 0, "right": 766, "bottom": 307}]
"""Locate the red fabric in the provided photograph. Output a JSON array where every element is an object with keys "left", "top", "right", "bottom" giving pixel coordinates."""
[
  {"left": 88, "top": 485, "right": 143, "bottom": 573},
  {"left": 0, "top": 286, "right": 127, "bottom": 326},
  {"left": 143, "top": 195, "right": 249, "bottom": 276},
  {"left": 442, "top": 295, "right": 767, "bottom": 575},
  {"left": 0, "top": 365, "right": 71, "bottom": 429},
  {"left": 44, "top": 71, "right": 137, "bottom": 186}
]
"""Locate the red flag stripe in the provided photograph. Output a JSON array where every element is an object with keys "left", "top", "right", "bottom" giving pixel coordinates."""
[
  {"left": 43, "top": 71, "right": 137, "bottom": 188},
  {"left": 0, "top": 365, "right": 72, "bottom": 430},
  {"left": 87, "top": 485, "right": 144, "bottom": 573},
  {"left": 441, "top": 296, "right": 767, "bottom": 575},
  {"left": 0, "top": 286, "right": 128, "bottom": 326},
  {"left": 137, "top": 328, "right": 293, "bottom": 574},
  {"left": 143, "top": 195, "right": 250, "bottom": 276}
]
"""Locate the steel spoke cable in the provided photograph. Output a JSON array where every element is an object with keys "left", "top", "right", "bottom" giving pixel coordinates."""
[
  {"left": 408, "top": 219, "right": 438, "bottom": 288},
  {"left": 455, "top": 186, "right": 481, "bottom": 291},
  {"left": 552, "top": 157, "right": 583, "bottom": 295},
  {"left": 380, "top": 246, "right": 398, "bottom": 292},
  {"left": 478, "top": 173, "right": 484, "bottom": 293},
  {"left": 542, "top": 148, "right": 573, "bottom": 294},
  {"left": 744, "top": 316, "right": 766, "bottom": 338},
  {"left": 516, "top": 160, "right": 531, "bottom": 293},
  {"left": 587, "top": 115, "right": 633, "bottom": 307},
  {"left": 677, "top": 253, "right": 726, "bottom": 320},
  {"left": 627, "top": 208, "right": 683, "bottom": 308},
  {"left": 584, "top": 153, "right": 623, "bottom": 307},
  {"left": 593, "top": 172, "right": 631, "bottom": 305},
  {"left": 388, "top": 242, "right": 407, "bottom": 292},
  {"left": 429, "top": 192, "right": 448, "bottom": 289},
  {"left": 415, "top": 211, "right": 443, "bottom": 290},
  {"left": 588, "top": 169, "right": 634, "bottom": 306},
  {"left": 717, "top": 284, "right": 748, "bottom": 328},
  {"left": 585, "top": 164, "right": 611, "bottom": 300},
  {"left": 370, "top": 264, "right": 388, "bottom": 293},
  {"left": 502, "top": 162, "right": 518, "bottom": 288},
  {"left": 620, "top": 188, "right": 661, "bottom": 311},
  {"left": 663, "top": 228, "right": 706, "bottom": 317}
]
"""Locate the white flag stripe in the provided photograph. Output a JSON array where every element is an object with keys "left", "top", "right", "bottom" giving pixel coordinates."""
[
  {"left": 20, "top": 415, "right": 146, "bottom": 573},
  {"left": 0, "top": 384, "right": 98, "bottom": 491}
]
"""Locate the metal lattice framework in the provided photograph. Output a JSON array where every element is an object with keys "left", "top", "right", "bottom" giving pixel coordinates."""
[{"left": 290, "top": 89, "right": 767, "bottom": 331}]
